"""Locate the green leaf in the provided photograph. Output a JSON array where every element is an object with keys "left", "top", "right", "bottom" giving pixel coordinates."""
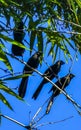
[
  {"left": 53, "top": 45, "right": 58, "bottom": 62},
  {"left": 0, "top": 47, "right": 13, "bottom": 72},
  {"left": 0, "top": 0, "right": 8, "bottom": 6},
  {"left": 3, "top": 73, "right": 31, "bottom": 81},
  {"left": 0, "top": 34, "right": 28, "bottom": 50},
  {"left": 0, "top": 83, "right": 22, "bottom": 100},
  {"left": 61, "top": 34, "right": 75, "bottom": 50},
  {"left": 70, "top": 0, "right": 78, "bottom": 22},
  {"left": 0, "top": 93, "right": 13, "bottom": 110},
  {"left": 75, "top": 0, "right": 81, "bottom": 8},
  {"left": 0, "top": 43, "right": 5, "bottom": 49},
  {"left": 10, "top": 0, "right": 22, "bottom": 7}
]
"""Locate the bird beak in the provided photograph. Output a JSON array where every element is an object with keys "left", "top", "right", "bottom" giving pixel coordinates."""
[
  {"left": 39, "top": 51, "right": 43, "bottom": 56},
  {"left": 69, "top": 74, "right": 75, "bottom": 78},
  {"left": 61, "top": 61, "right": 65, "bottom": 65},
  {"left": 72, "top": 74, "right": 75, "bottom": 78}
]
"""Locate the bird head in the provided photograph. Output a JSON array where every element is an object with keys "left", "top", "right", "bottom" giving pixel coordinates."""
[
  {"left": 56, "top": 60, "right": 65, "bottom": 66},
  {"left": 36, "top": 51, "right": 42, "bottom": 57},
  {"left": 18, "top": 22, "right": 24, "bottom": 29},
  {"left": 69, "top": 73, "right": 75, "bottom": 79}
]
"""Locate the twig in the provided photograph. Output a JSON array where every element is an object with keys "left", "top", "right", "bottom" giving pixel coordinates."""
[
  {"left": 32, "top": 98, "right": 51, "bottom": 126},
  {"left": 24, "top": 39, "right": 37, "bottom": 52},
  {"left": 0, "top": 68, "right": 10, "bottom": 73},
  {"left": 0, "top": 71, "right": 23, "bottom": 79},
  {"left": 35, "top": 113, "right": 46, "bottom": 125},
  {"left": 0, "top": 114, "right": 73, "bottom": 130},
  {"left": 1, "top": 26, "right": 81, "bottom": 35},
  {"left": 31, "top": 97, "right": 50, "bottom": 124},
  {"left": 0, "top": 113, "right": 26, "bottom": 128},
  {"left": 69, "top": 47, "right": 78, "bottom": 73},
  {"left": 35, "top": 116, "right": 74, "bottom": 128},
  {"left": 24, "top": 28, "right": 81, "bottom": 35},
  {"left": 56, "top": 17, "right": 81, "bottom": 28}
]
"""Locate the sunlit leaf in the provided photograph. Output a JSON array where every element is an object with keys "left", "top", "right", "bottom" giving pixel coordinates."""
[
  {"left": 0, "top": 47, "right": 13, "bottom": 72},
  {"left": 0, "top": 0, "right": 8, "bottom": 6},
  {"left": 10, "top": 0, "right": 22, "bottom": 7},
  {"left": 0, "top": 83, "right": 22, "bottom": 100},
  {"left": 70, "top": 0, "right": 79, "bottom": 22},
  {"left": 53, "top": 45, "right": 58, "bottom": 62},
  {"left": 0, "top": 34, "right": 28, "bottom": 50},
  {"left": 75, "top": 0, "right": 81, "bottom": 8},
  {"left": 3, "top": 74, "right": 31, "bottom": 81},
  {"left": 0, "top": 93, "right": 13, "bottom": 110}
]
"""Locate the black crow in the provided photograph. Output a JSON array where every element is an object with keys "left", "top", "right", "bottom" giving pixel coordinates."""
[
  {"left": 32, "top": 60, "right": 65, "bottom": 100},
  {"left": 46, "top": 73, "right": 75, "bottom": 114},
  {"left": 12, "top": 22, "right": 25, "bottom": 56},
  {"left": 18, "top": 51, "right": 42, "bottom": 98}
]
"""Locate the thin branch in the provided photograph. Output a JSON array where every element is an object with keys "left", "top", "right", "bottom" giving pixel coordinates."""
[
  {"left": 0, "top": 71, "right": 23, "bottom": 79},
  {"left": 34, "top": 113, "right": 46, "bottom": 125},
  {"left": 56, "top": 17, "right": 81, "bottom": 28},
  {"left": 31, "top": 97, "right": 50, "bottom": 124},
  {"left": 1, "top": 27, "right": 81, "bottom": 35},
  {"left": 24, "top": 29, "right": 81, "bottom": 35},
  {"left": 35, "top": 116, "right": 74, "bottom": 128},
  {"left": 0, "top": 113, "right": 26, "bottom": 128},
  {"left": 0, "top": 68, "right": 10, "bottom": 74},
  {"left": 35, "top": 29, "right": 81, "bottom": 35},
  {"left": 69, "top": 47, "right": 78, "bottom": 73},
  {"left": 73, "top": 104, "right": 81, "bottom": 115},
  {"left": 0, "top": 113, "right": 74, "bottom": 130}
]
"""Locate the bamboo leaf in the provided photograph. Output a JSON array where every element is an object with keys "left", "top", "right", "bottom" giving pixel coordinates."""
[
  {"left": 0, "top": 0, "right": 8, "bottom": 6},
  {"left": 0, "top": 34, "right": 28, "bottom": 50},
  {"left": 3, "top": 74, "right": 31, "bottom": 81},
  {"left": 75, "top": 0, "right": 81, "bottom": 8},
  {"left": 0, "top": 93, "right": 13, "bottom": 110},
  {"left": 0, "top": 83, "right": 22, "bottom": 100},
  {"left": 70, "top": 0, "right": 78, "bottom": 22},
  {"left": 53, "top": 45, "right": 58, "bottom": 62},
  {"left": 0, "top": 47, "right": 13, "bottom": 72}
]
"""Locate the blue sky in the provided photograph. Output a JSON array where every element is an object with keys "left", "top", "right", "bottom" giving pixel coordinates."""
[{"left": 1, "top": 16, "right": 81, "bottom": 130}]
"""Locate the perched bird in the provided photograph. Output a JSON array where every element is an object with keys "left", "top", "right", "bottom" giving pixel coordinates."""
[
  {"left": 18, "top": 51, "right": 42, "bottom": 98},
  {"left": 46, "top": 73, "right": 75, "bottom": 114},
  {"left": 32, "top": 60, "right": 65, "bottom": 100},
  {"left": 12, "top": 41, "right": 25, "bottom": 56},
  {"left": 12, "top": 21, "right": 25, "bottom": 56}
]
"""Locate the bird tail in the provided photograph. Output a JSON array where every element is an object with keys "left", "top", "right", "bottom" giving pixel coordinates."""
[
  {"left": 46, "top": 94, "right": 54, "bottom": 114},
  {"left": 48, "top": 86, "right": 54, "bottom": 93},
  {"left": 32, "top": 81, "right": 44, "bottom": 100},
  {"left": 18, "top": 77, "right": 28, "bottom": 98}
]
